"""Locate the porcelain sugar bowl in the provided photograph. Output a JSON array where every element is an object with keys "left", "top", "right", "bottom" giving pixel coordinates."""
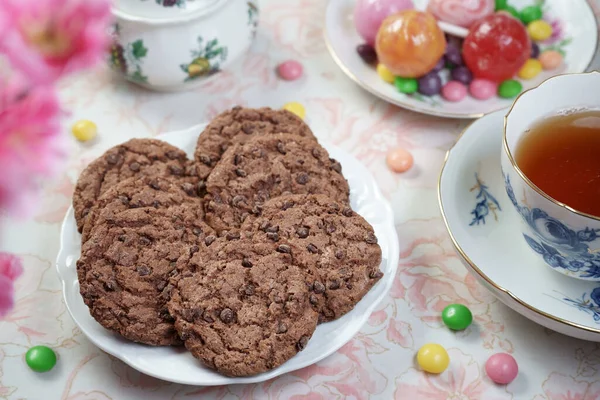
[{"left": 110, "top": 0, "right": 259, "bottom": 91}]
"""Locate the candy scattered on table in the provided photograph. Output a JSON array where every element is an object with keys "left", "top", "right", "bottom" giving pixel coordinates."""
[
  {"left": 498, "top": 79, "right": 523, "bottom": 98},
  {"left": 539, "top": 50, "right": 563, "bottom": 70},
  {"left": 356, "top": 44, "right": 378, "bottom": 64},
  {"left": 517, "top": 58, "right": 542, "bottom": 80},
  {"left": 427, "top": 0, "right": 495, "bottom": 28},
  {"left": 72, "top": 120, "right": 97, "bottom": 142},
  {"left": 375, "top": 10, "right": 446, "bottom": 78},
  {"left": 442, "top": 303, "right": 473, "bottom": 331},
  {"left": 277, "top": 60, "right": 303, "bottom": 81},
  {"left": 417, "top": 343, "right": 450, "bottom": 374},
  {"left": 25, "top": 346, "right": 57, "bottom": 373},
  {"left": 282, "top": 102, "right": 306, "bottom": 119},
  {"left": 386, "top": 147, "right": 414, "bottom": 172},
  {"left": 354, "top": 0, "right": 415, "bottom": 45},
  {"left": 527, "top": 20, "right": 553, "bottom": 42},
  {"left": 377, "top": 63, "right": 395, "bottom": 83},
  {"left": 485, "top": 353, "right": 519, "bottom": 384},
  {"left": 418, "top": 73, "right": 442, "bottom": 96},
  {"left": 469, "top": 79, "right": 497, "bottom": 100},
  {"left": 441, "top": 81, "right": 467, "bottom": 102},
  {"left": 394, "top": 76, "right": 418, "bottom": 94}
]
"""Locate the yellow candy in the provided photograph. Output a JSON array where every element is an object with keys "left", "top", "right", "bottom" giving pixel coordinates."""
[
  {"left": 527, "top": 20, "right": 553, "bottom": 42},
  {"left": 282, "top": 102, "right": 306, "bottom": 119},
  {"left": 417, "top": 343, "right": 450, "bottom": 374},
  {"left": 518, "top": 59, "right": 543, "bottom": 80},
  {"left": 539, "top": 50, "right": 563, "bottom": 70},
  {"left": 376, "top": 63, "right": 395, "bottom": 84},
  {"left": 71, "top": 120, "right": 97, "bottom": 142}
]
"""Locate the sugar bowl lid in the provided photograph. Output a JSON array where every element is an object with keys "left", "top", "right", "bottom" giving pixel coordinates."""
[{"left": 114, "top": 0, "right": 227, "bottom": 20}]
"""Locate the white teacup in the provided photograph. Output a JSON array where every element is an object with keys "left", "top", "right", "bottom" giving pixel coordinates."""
[{"left": 501, "top": 71, "right": 600, "bottom": 281}]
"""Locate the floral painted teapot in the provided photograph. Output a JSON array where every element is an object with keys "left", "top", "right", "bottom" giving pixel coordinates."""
[{"left": 110, "top": 0, "right": 259, "bottom": 91}]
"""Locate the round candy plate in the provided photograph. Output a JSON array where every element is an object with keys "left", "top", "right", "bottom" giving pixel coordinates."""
[
  {"left": 439, "top": 109, "right": 600, "bottom": 342},
  {"left": 325, "top": 0, "right": 598, "bottom": 119},
  {"left": 55, "top": 124, "right": 400, "bottom": 385}
]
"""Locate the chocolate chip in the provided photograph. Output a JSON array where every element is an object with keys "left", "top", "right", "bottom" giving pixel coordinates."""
[
  {"left": 267, "top": 232, "right": 279, "bottom": 242},
  {"left": 239, "top": 212, "right": 249, "bottom": 223},
  {"left": 328, "top": 279, "right": 340, "bottom": 290},
  {"left": 326, "top": 224, "right": 336, "bottom": 234},
  {"left": 169, "top": 165, "right": 183, "bottom": 176},
  {"left": 251, "top": 205, "right": 263, "bottom": 215},
  {"left": 106, "top": 153, "right": 121, "bottom": 165},
  {"left": 203, "top": 312, "right": 214, "bottom": 323},
  {"left": 369, "top": 270, "right": 384, "bottom": 279},
  {"left": 157, "top": 281, "right": 167, "bottom": 291},
  {"left": 200, "top": 154, "right": 212, "bottom": 166},
  {"left": 235, "top": 169, "right": 247, "bottom": 177},
  {"left": 282, "top": 200, "right": 295, "bottom": 210},
  {"left": 161, "top": 284, "right": 174, "bottom": 299},
  {"left": 342, "top": 208, "right": 354, "bottom": 217},
  {"left": 307, "top": 243, "right": 318, "bottom": 254},
  {"left": 152, "top": 200, "right": 160, "bottom": 208},
  {"left": 104, "top": 280, "right": 117, "bottom": 291},
  {"left": 193, "top": 227, "right": 203, "bottom": 236},
  {"left": 244, "top": 284, "right": 255, "bottom": 295},
  {"left": 311, "top": 148, "right": 321, "bottom": 159},
  {"left": 166, "top": 150, "right": 180, "bottom": 160},
  {"left": 204, "top": 236, "right": 216, "bottom": 246},
  {"left": 139, "top": 236, "right": 151, "bottom": 246},
  {"left": 149, "top": 180, "right": 161, "bottom": 190},
  {"left": 276, "top": 142, "right": 286, "bottom": 154},
  {"left": 335, "top": 250, "right": 345, "bottom": 259},
  {"left": 119, "top": 196, "right": 129, "bottom": 205},
  {"left": 190, "top": 245, "right": 199, "bottom": 255},
  {"left": 296, "top": 335, "right": 309, "bottom": 351},
  {"left": 309, "top": 294, "right": 318, "bottom": 305},
  {"left": 276, "top": 244, "right": 291, "bottom": 254},
  {"left": 219, "top": 308, "right": 234, "bottom": 323},
  {"left": 276, "top": 322, "right": 288, "bottom": 334},
  {"left": 181, "top": 183, "right": 195, "bottom": 196},
  {"left": 265, "top": 225, "right": 279, "bottom": 233},
  {"left": 260, "top": 221, "right": 271, "bottom": 231},
  {"left": 129, "top": 162, "right": 140, "bottom": 171},
  {"left": 234, "top": 154, "right": 242, "bottom": 165},
  {"left": 118, "top": 235, "right": 126, "bottom": 242},
  {"left": 180, "top": 331, "right": 190, "bottom": 341},
  {"left": 296, "top": 173, "right": 309, "bottom": 185},
  {"left": 365, "top": 233, "right": 378, "bottom": 244},
  {"left": 313, "top": 281, "right": 325, "bottom": 294},
  {"left": 242, "top": 258, "right": 253, "bottom": 268},
  {"left": 197, "top": 181, "right": 207, "bottom": 196},
  {"left": 346, "top": 282, "right": 353, "bottom": 289},
  {"left": 232, "top": 195, "right": 247, "bottom": 207},
  {"left": 226, "top": 231, "right": 240, "bottom": 240},
  {"left": 296, "top": 227, "right": 309, "bottom": 238}
]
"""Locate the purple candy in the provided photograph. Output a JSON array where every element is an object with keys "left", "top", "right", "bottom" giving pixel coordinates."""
[
  {"left": 432, "top": 57, "right": 445, "bottom": 72},
  {"left": 418, "top": 73, "right": 442, "bottom": 96},
  {"left": 531, "top": 42, "right": 540, "bottom": 59},
  {"left": 445, "top": 44, "right": 463, "bottom": 67},
  {"left": 451, "top": 66, "right": 473, "bottom": 85},
  {"left": 356, "top": 43, "right": 377, "bottom": 64}
]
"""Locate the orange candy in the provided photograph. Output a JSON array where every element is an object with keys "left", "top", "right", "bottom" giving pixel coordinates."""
[{"left": 375, "top": 10, "right": 446, "bottom": 78}]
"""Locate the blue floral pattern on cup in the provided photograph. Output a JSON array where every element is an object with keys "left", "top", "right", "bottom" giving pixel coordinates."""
[
  {"left": 504, "top": 173, "right": 600, "bottom": 279},
  {"left": 469, "top": 173, "right": 502, "bottom": 226}
]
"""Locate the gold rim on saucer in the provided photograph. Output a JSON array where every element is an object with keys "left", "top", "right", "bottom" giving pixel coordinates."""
[{"left": 438, "top": 109, "right": 600, "bottom": 335}]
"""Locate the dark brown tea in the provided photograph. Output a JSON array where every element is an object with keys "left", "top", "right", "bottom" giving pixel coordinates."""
[{"left": 515, "top": 110, "right": 600, "bottom": 217}]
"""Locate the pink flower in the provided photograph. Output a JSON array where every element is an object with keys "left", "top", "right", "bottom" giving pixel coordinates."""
[
  {"left": 533, "top": 372, "right": 600, "bottom": 400},
  {"left": 0, "top": 253, "right": 23, "bottom": 317},
  {"left": 0, "top": 75, "right": 66, "bottom": 217},
  {"left": 0, "top": 0, "right": 112, "bottom": 84}
]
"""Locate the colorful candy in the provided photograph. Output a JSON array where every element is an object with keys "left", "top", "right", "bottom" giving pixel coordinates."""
[
  {"left": 386, "top": 147, "right": 414, "bottom": 172},
  {"left": 485, "top": 353, "right": 518, "bottom": 384},
  {"left": 539, "top": 50, "right": 563, "bottom": 70},
  {"left": 469, "top": 79, "right": 497, "bottom": 100},
  {"left": 517, "top": 58, "right": 542, "bottom": 79},
  {"left": 277, "top": 60, "right": 303, "bottom": 81},
  {"left": 282, "top": 102, "right": 306, "bottom": 119},
  {"left": 354, "top": 0, "right": 415, "bottom": 45},
  {"left": 356, "top": 44, "right": 378, "bottom": 64},
  {"left": 494, "top": 0, "right": 508, "bottom": 10},
  {"left": 394, "top": 76, "right": 418, "bottom": 94},
  {"left": 417, "top": 343, "right": 450, "bottom": 374},
  {"left": 427, "top": 0, "right": 495, "bottom": 28},
  {"left": 528, "top": 20, "right": 553, "bottom": 41},
  {"left": 26, "top": 346, "right": 57, "bottom": 372},
  {"left": 375, "top": 10, "right": 446, "bottom": 78},
  {"left": 72, "top": 120, "right": 97, "bottom": 142},
  {"left": 498, "top": 79, "right": 522, "bottom": 98},
  {"left": 530, "top": 42, "right": 540, "bottom": 59},
  {"left": 451, "top": 66, "right": 473, "bottom": 85},
  {"left": 377, "top": 63, "right": 395, "bottom": 83},
  {"left": 462, "top": 13, "right": 531, "bottom": 82},
  {"left": 519, "top": 5, "right": 543, "bottom": 24},
  {"left": 444, "top": 44, "right": 464, "bottom": 67},
  {"left": 442, "top": 304, "right": 473, "bottom": 330},
  {"left": 418, "top": 73, "right": 442, "bottom": 96},
  {"left": 442, "top": 81, "right": 467, "bottom": 102}
]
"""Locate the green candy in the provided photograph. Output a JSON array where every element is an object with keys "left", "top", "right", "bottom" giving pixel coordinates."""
[
  {"left": 498, "top": 79, "right": 523, "bottom": 98},
  {"left": 520, "top": 5, "right": 543, "bottom": 24},
  {"left": 26, "top": 346, "right": 57, "bottom": 373},
  {"left": 495, "top": 0, "right": 509, "bottom": 10},
  {"left": 442, "top": 304, "right": 473, "bottom": 331},
  {"left": 394, "top": 76, "right": 418, "bottom": 94},
  {"left": 504, "top": 5, "right": 520, "bottom": 18}
]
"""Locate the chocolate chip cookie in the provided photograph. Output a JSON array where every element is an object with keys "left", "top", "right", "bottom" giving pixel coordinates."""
[
  {"left": 77, "top": 205, "right": 213, "bottom": 346},
  {"left": 80, "top": 175, "right": 205, "bottom": 243},
  {"left": 193, "top": 107, "right": 316, "bottom": 180},
  {"left": 204, "top": 134, "right": 349, "bottom": 235},
  {"left": 168, "top": 235, "right": 318, "bottom": 376},
  {"left": 73, "top": 139, "right": 189, "bottom": 232},
  {"left": 241, "top": 194, "right": 383, "bottom": 322}
]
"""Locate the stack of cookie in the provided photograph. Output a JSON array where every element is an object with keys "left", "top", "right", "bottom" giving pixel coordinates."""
[{"left": 74, "top": 107, "right": 383, "bottom": 377}]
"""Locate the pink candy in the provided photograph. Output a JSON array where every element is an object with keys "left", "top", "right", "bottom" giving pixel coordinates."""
[
  {"left": 486, "top": 353, "right": 518, "bottom": 384},
  {"left": 277, "top": 60, "right": 303, "bottom": 81},
  {"left": 442, "top": 81, "right": 467, "bottom": 102},
  {"left": 386, "top": 147, "right": 414, "bottom": 173},
  {"left": 469, "top": 79, "right": 497, "bottom": 100},
  {"left": 427, "top": 0, "right": 495, "bottom": 28},
  {"left": 354, "top": 0, "right": 415, "bottom": 45}
]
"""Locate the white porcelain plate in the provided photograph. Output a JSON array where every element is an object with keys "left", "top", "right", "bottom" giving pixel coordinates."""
[
  {"left": 325, "top": 0, "right": 598, "bottom": 119},
  {"left": 56, "top": 125, "right": 400, "bottom": 385},
  {"left": 439, "top": 110, "right": 600, "bottom": 342}
]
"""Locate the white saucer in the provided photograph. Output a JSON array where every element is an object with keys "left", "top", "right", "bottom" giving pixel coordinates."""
[
  {"left": 56, "top": 124, "right": 400, "bottom": 385},
  {"left": 324, "top": 0, "right": 598, "bottom": 119},
  {"left": 439, "top": 110, "right": 600, "bottom": 341}
]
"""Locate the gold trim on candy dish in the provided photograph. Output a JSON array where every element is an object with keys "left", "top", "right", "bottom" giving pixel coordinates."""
[{"left": 438, "top": 110, "right": 600, "bottom": 335}]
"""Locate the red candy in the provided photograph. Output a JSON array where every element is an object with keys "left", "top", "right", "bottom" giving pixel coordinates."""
[{"left": 462, "top": 13, "right": 531, "bottom": 82}]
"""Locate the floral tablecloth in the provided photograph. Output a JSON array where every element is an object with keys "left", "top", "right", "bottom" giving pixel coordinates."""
[{"left": 2, "top": 1, "right": 600, "bottom": 399}]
